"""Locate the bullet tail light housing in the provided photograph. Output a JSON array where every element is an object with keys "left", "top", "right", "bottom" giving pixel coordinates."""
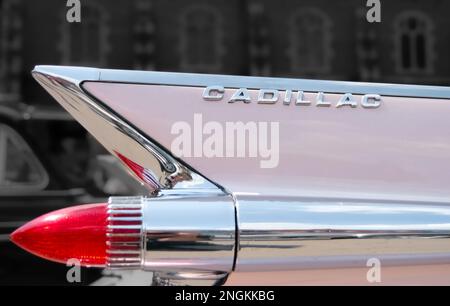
[
  {"left": 12, "top": 192, "right": 450, "bottom": 284},
  {"left": 12, "top": 193, "right": 237, "bottom": 282},
  {"left": 10, "top": 200, "right": 145, "bottom": 269}
]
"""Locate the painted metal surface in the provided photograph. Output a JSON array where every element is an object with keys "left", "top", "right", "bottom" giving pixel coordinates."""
[{"left": 84, "top": 81, "right": 450, "bottom": 202}]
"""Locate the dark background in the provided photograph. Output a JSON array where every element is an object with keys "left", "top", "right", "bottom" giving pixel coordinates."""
[
  {"left": 0, "top": 0, "right": 449, "bottom": 285},
  {"left": 3, "top": 0, "right": 450, "bottom": 105}
]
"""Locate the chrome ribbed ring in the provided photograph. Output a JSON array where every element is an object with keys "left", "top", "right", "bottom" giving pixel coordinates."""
[{"left": 106, "top": 197, "right": 144, "bottom": 269}]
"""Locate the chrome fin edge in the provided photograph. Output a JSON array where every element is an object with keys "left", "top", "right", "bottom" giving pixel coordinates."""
[{"left": 32, "top": 65, "right": 221, "bottom": 193}]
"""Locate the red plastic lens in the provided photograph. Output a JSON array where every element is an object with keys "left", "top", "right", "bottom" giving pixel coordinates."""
[{"left": 10, "top": 203, "right": 108, "bottom": 267}]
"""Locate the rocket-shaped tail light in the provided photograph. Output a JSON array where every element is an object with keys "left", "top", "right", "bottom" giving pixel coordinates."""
[
  {"left": 11, "top": 204, "right": 110, "bottom": 267},
  {"left": 11, "top": 194, "right": 237, "bottom": 273},
  {"left": 10, "top": 199, "right": 144, "bottom": 269}
]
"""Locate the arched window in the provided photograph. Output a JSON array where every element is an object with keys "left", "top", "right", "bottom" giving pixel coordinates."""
[
  {"left": 288, "top": 8, "right": 332, "bottom": 75},
  {"left": 394, "top": 11, "right": 434, "bottom": 74},
  {"left": 60, "top": 4, "right": 109, "bottom": 66},
  {"left": 179, "top": 5, "right": 223, "bottom": 72}
]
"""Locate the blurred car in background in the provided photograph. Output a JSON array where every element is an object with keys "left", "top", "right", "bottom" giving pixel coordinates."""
[{"left": 0, "top": 100, "right": 147, "bottom": 285}]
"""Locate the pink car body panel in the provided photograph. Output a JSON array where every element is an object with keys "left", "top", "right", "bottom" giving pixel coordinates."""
[
  {"left": 84, "top": 82, "right": 450, "bottom": 202},
  {"left": 226, "top": 264, "right": 450, "bottom": 286}
]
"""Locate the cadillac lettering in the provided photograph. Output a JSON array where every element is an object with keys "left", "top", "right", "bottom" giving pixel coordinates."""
[{"left": 202, "top": 86, "right": 382, "bottom": 108}]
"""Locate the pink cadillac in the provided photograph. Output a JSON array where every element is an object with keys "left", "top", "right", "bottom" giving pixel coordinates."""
[{"left": 10, "top": 65, "right": 450, "bottom": 286}]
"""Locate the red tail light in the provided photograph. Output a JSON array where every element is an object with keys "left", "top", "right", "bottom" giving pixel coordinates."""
[{"left": 10, "top": 204, "right": 108, "bottom": 267}]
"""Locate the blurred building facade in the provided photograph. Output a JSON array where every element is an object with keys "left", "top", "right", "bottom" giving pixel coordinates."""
[{"left": 0, "top": 0, "right": 449, "bottom": 105}]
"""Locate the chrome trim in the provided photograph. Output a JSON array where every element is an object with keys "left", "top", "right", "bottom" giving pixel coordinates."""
[
  {"left": 141, "top": 191, "right": 236, "bottom": 273},
  {"left": 155, "top": 271, "right": 229, "bottom": 281},
  {"left": 106, "top": 193, "right": 450, "bottom": 279},
  {"left": 229, "top": 88, "right": 252, "bottom": 103},
  {"left": 100, "top": 70, "right": 450, "bottom": 99},
  {"left": 106, "top": 193, "right": 236, "bottom": 283},
  {"left": 315, "top": 91, "right": 331, "bottom": 107},
  {"left": 152, "top": 271, "right": 229, "bottom": 286},
  {"left": 361, "top": 94, "right": 382, "bottom": 108},
  {"left": 32, "top": 66, "right": 220, "bottom": 193},
  {"left": 235, "top": 195, "right": 450, "bottom": 272},
  {"left": 106, "top": 197, "right": 143, "bottom": 269},
  {"left": 202, "top": 85, "right": 225, "bottom": 101},
  {"left": 35, "top": 65, "right": 450, "bottom": 99},
  {"left": 257, "top": 89, "right": 279, "bottom": 104},
  {"left": 336, "top": 93, "right": 357, "bottom": 108},
  {"left": 295, "top": 91, "right": 311, "bottom": 105}
]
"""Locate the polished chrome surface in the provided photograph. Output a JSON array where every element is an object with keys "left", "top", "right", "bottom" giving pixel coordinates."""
[
  {"left": 283, "top": 90, "right": 293, "bottom": 105},
  {"left": 202, "top": 86, "right": 383, "bottom": 108},
  {"left": 107, "top": 192, "right": 450, "bottom": 276},
  {"left": 295, "top": 91, "right": 310, "bottom": 105},
  {"left": 235, "top": 195, "right": 450, "bottom": 272},
  {"left": 316, "top": 91, "right": 331, "bottom": 106},
  {"left": 336, "top": 93, "right": 357, "bottom": 108},
  {"left": 141, "top": 191, "right": 236, "bottom": 273},
  {"left": 257, "top": 89, "right": 279, "bottom": 104},
  {"left": 106, "top": 197, "right": 143, "bottom": 269},
  {"left": 32, "top": 66, "right": 219, "bottom": 193},
  {"left": 152, "top": 271, "right": 229, "bottom": 286},
  {"left": 229, "top": 88, "right": 252, "bottom": 103},
  {"left": 40, "top": 65, "right": 450, "bottom": 99},
  {"left": 361, "top": 94, "right": 382, "bottom": 108},
  {"left": 106, "top": 193, "right": 236, "bottom": 278},
  {"left": 35, "top": 65, "right": 450, "bottom": 100},
  {"left": 202, "top": 85, "right": 225, "bottom": 101}
]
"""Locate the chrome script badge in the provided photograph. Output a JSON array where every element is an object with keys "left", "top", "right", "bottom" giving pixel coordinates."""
[{"left": 203, "top": 86, "right": 382, "bottom": 109}]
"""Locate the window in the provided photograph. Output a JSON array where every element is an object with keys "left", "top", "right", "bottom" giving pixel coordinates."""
[
  {"left": 0, "top": 124, "right": 49, "bottom": 192},
  {"left": 394, "top": 11, "right": 434, "bottom": 74},
  {"left": 179, "top": 5, "right": 223, "bottom": 72},
  {"left": 60, "top": 4, "right": 109, "bottom": 66},
  {"left": 288, "top": 8, "right": 332, "bottom": 75}
]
